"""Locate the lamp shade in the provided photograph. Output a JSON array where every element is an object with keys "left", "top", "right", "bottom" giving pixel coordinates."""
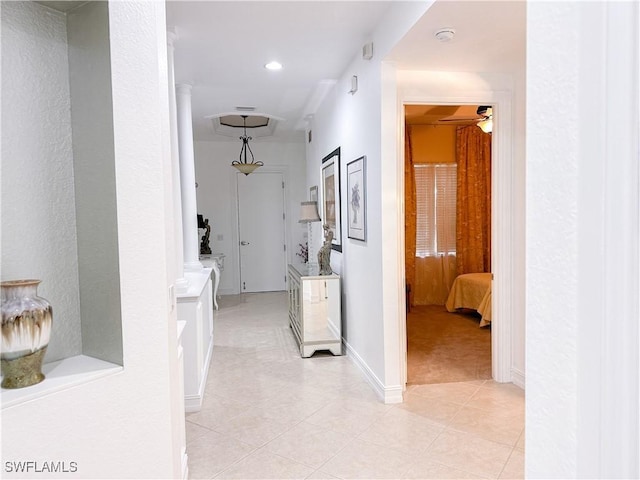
[
  {"left": 299, "top": 201, "right": 320, "bottom": 223},
  {"left": 233, "top": 163, "right": 262, "bottom": 175}
]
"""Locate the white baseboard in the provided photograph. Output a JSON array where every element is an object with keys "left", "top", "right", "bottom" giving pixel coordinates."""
[
  {"left": 511, "top": 367, "right": 525, "bottom": 389},
  {"left": 344, "top": 341, "right": 404, "bottom": 404},
  {"left": 184, "top": 394, "right": 202, "bottom": 412}
]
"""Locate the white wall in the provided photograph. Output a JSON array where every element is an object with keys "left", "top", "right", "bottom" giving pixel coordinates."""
[
  {"left": 304, "top": 2, "right": 431, "bottom": 402},
  {"left": 1, "top": 1, "right": 82, "bottom": 363},
  {"left": 527, "top": 1, "right": 639, "bottom": 478},
  {"left": 195, "top": 139, "right": 307, "bottom": 294},
  {"left": 2, "top": 2, "right": 185, "bottom": 477}
]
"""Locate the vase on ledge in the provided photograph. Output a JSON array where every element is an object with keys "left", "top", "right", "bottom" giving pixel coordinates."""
[{"left": 1, "top": 279, "right": 53, "bottom": 389}]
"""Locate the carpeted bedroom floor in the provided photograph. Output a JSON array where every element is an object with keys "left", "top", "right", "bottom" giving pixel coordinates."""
[{"left": 407, "top": 304, "right": 492, "bottom": 385}]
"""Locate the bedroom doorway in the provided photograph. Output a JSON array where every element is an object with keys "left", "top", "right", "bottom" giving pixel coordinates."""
[{"left": 404, "top": 104, "right": 493, "bottom": 385}]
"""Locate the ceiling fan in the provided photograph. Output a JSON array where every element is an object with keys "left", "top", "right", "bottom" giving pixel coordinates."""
[
  {"left": 437, "top": 105, "right": 493, "bottom": 133},
  {"left": 437, "top": 105, "right": 491, "bottom": 122},
  {"left": 475, "top": 106, "right": 493, "bottom": 133}
]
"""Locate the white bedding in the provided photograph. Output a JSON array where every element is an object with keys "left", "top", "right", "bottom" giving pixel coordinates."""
[{"left": 445, "top": 273, "right": 492, "bottom": 327}]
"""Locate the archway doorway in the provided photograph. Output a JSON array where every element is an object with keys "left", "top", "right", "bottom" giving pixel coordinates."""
[{"left": 404, "top": 104, "right": 493, "bottom": 385}]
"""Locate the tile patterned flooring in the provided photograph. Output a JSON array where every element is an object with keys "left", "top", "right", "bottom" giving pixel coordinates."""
[{"left": 186, "top": 292, "right": 524, "bottom": 479}]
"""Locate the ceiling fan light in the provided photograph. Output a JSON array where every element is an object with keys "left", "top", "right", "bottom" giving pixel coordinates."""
[{"left": 477, "top": 118, "right": 493, "bottom": 133}]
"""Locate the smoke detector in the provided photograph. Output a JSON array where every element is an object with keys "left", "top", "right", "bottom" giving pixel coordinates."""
[{"left": 434, "top": 28, "right": 456, "bottom": 43}]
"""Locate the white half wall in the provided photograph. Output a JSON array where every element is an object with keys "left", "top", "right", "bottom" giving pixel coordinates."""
[{"left": 195, "top": 139, "right": 307, "bottom": 294}]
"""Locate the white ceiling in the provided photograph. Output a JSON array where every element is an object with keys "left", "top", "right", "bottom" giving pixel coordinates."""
[{"left": 165, "top": 1, "right": 525, "bottom": 141}]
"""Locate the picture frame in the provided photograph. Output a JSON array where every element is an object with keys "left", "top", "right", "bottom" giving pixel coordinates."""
[
  {"left": 347, "top": 156, "right": 366, "bottom": 241},
  {"left": 310, "top": 185, "right": 318, "bottom": 206},
  {"left": 321, "top": 147, "right": 342, "bottom": 252}
]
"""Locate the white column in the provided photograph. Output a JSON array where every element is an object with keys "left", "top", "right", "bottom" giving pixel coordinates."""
[
  {"left": 167, "top": 31, "right": 189, "bottom": 291},
  {"left": 176, "top": 83, "right": 202, "bottom": 271}
]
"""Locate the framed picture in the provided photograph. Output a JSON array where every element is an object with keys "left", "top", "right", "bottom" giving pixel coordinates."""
[
  {"left": 347, "top": 156, "right": 366, "bottom": 241},
  {"left": 310, "top": 185, "right": 318, "bottom": 206},
  {"left": 321, "top": 147, "right": 342, "bottom": 252}
]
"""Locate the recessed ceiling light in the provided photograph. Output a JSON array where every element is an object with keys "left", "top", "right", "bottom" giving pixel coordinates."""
[{"left": 265, "top": 61, "right": 282, "bottom": 71}]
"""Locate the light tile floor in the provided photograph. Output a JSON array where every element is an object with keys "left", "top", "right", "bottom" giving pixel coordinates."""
[{"left": 186, "top": 292, "right": 524, "bottom": 479}]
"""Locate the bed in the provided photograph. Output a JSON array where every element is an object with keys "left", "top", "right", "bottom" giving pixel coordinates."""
[{"left": 445, "top": 272, "right": 492, "bottom": 327}]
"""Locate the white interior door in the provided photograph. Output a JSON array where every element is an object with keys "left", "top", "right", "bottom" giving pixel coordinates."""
[{"left": 237, "top": 172, "right": 286, "bottom": 292}]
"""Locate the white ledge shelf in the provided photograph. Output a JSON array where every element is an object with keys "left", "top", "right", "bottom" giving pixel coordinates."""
[
  {"left": 1, "top": 354, "right": 122, "bottom": 410},
  {"left": 177, "top": 268, "right": 213, "bottom": 300}
]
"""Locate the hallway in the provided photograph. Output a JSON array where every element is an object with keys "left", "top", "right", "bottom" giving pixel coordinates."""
[{"left": 185, "top": 292, "right": 524, "bottom": 479}]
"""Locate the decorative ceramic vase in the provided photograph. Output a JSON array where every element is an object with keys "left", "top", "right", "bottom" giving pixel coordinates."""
[{"left": 1, "top": 280, "right": 52, "bottom": 389}]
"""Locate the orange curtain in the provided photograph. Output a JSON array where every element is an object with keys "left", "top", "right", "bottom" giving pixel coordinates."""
[
  {"left": 455, "top": 126, "right": 491, "bottom": 274},
  {"left": 404, "top": 125, "right": 416, "bottom": 306}
]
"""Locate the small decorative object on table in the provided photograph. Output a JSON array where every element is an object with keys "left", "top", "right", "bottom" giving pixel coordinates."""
[
  {"left": 317, "top": 224, "right": 334, "bottom": 275},
  {"left": 1, "top": 279, "right": 53, "bottom": 389}
]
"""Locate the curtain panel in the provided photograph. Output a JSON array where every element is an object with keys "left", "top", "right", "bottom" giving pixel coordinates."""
[
  {"left": 404, "top": 125, "right": 417, "bottom": 307},
  {"left": 455, "top": 125, "right": 492, "bottom": 274}
]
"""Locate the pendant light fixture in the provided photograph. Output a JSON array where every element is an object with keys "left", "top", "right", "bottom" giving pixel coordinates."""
[{"left": 231, "top": 115, "right": 264, "bottom": 175}]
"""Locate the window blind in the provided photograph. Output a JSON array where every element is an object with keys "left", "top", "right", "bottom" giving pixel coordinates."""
[{"left": 414, "top": 163, "right": 457, "bottom": 257}]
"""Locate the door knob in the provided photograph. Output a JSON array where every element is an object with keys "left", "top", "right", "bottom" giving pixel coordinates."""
[{"left": 240, "top": 241, "right": 250, "bottom": 246}]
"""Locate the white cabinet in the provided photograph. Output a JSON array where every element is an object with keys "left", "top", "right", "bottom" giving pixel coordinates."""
[
  {"left": 287, "top": 264, "right": 342, "bottom": 358},
  {"left": 177, "top": 269, "right": 214, "bottom": 412}
]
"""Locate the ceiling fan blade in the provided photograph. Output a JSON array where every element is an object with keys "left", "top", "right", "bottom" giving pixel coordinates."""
[{"left": 438, "top": 116, "right": 483, "bottom": 122}]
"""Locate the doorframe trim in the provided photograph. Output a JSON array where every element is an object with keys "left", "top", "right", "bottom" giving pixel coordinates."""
[{"left": 232, "top": 166, "right": 291, "bottom": 293}]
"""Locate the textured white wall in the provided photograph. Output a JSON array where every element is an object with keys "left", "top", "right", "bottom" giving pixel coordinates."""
[
  {"left": 194, "top": 139, "right": 307, "bottom": 294},
  {"left": 1, "top": 1, "right": 82, "bottom": 362},
  {"left": 527, "top": 1, "right": 640, "bottom": 478},
  {"left": 2, "top": 2, "right": 184, "bottom": 477},
  {"left": 526, "top": 3, "right": 581, "bottom": 477}
]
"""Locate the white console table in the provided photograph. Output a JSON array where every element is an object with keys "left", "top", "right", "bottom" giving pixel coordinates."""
[
  {"left": 200, "top": 253, "right": 225, "bottom": 309},
  {"left": 287, "top": 264, "right": 342, "bottom": 357}
]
